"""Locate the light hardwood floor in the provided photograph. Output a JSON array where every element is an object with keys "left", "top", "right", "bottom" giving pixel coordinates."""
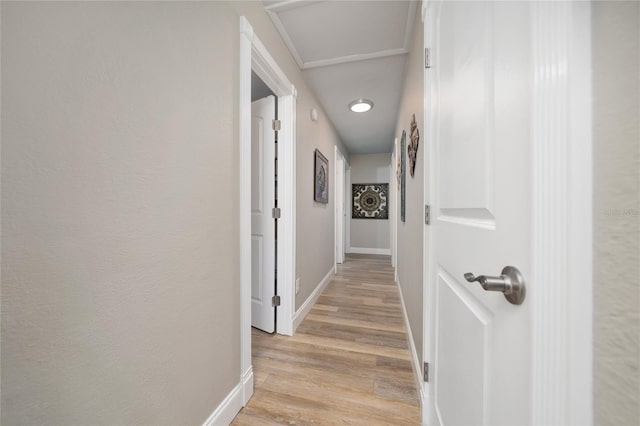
[{"left": 231, "top": 254, "right": 420, "bottom": 425}]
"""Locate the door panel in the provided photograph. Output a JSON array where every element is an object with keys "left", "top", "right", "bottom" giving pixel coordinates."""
[
  {"left": 251, "top": 236, "right": 263, "bottom": 298},
  {"left": 439, "top": 1, "right": 494, "bottom": 223},
  {"left": 429, "top": 1, "right": 531, "bottom": 425},
  {"left": 436, "top": 267, "right": 492, "bottom": 426},
  {"left": 251, "top": 95, "right": 276, "bottom": 333}
]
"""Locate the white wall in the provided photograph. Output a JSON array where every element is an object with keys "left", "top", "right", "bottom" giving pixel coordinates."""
[
  {"left": 1, "top": 1, "right": 348, "bottom": 423},
  {"left": 349, "top": 153, "right": 391, "bottom": 253},
  {"left": 393, "top": 7, "right": 424, "bottom": 371},
  {"left": 592, "top": 2, "right": 640, "bottom": 424}
]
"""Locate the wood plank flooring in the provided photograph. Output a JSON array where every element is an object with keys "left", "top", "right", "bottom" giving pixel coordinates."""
[{"left": 231, "top": 254, "right": 420, "bottom": 426}]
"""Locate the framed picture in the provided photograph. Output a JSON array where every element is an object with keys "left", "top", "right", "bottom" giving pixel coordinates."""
[
  {"left": 352, "top": 183, "right": 389, "bottom": 219},
  {"left": 314, "top": 149, "right": 328, "bottom": 203}
]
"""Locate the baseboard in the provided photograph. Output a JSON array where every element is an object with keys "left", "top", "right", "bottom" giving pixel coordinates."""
[
  {"left": 241, "top": 366, "right": 253, "bottom": 405},
  {"left": 349, "top": 247, "right": 391, "bottom": 255},
  {"left": 203, "top": 367, "right": 254, "bottom": 426},
  {"left": 292, "top": 267, "right": 334, "bottom": 332},
  {"left": 396, "top": 278, "right": 427, "bottom": 422}
]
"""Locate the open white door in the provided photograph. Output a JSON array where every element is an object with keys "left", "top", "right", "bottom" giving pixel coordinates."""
[
  {"left": 251, "top": 95, "right": 276, "bottom": 333},
  {"left": 427, "top": 1, "right": 531, "bottom": 424}
]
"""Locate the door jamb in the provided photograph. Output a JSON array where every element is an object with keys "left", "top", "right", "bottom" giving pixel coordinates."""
[
  {"left": 345, "top": 166, "right": 351, "bottom": 253},
  {"left": 530, "top": 3, "right": 593, "bottom": 424},
  {"left": 422, "top": 3, "right": 434, "bottom": 425},
  {"left": 334, "top": 146, "right": 346, "bottom": 268},
  {"left": 239, "top": 16, "right": 297, "bottom": 405},
  {"left": 390, "top": 139, "right": 398, "bottom": 270}
]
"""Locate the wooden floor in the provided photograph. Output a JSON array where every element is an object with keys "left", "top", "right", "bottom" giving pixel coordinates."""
[{"left": 231, "top": 254, "right": 420, "bottom": 425}]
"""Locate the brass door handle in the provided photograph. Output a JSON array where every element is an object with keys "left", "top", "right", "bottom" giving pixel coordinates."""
[{"left": 464, "top": 266, "right": 526, "bottom": 305}]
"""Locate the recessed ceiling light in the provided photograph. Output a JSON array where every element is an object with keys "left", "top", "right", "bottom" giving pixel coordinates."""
[{"left": 349, "top": 99, "right": 373, "bottom": 113}]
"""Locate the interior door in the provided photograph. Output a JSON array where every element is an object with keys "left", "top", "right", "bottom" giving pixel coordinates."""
[
  {"left": 428, "top": 1, "right": 531, "bottom": 424},
  {"left": 251, "top": 95, "right": 276, "bottom": 333}
]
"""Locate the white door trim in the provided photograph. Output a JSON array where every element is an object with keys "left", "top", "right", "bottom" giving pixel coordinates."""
[
  {"left": 239, "top": 15, "right": 297, "bottom": 404},
  {"left": 422, "top": 3, "right": 434, "bottom": 424},
  {"left": 345, "top": 166, "right": 351, "bottom": 253},
  {"left": 393, "top": 137, "right": 400, "bottom": 283},
  {"left": 390, "top": 142, "right": 397, "bottom": 269},
  {"left": 530, "top": 2, "right": 593, "bottom": 424},
  {"left": 334, "top": 146, "right": 346, "bottom": 268},
  {"left": 421, "top": 2, "right": 593, "bottom": 424}
]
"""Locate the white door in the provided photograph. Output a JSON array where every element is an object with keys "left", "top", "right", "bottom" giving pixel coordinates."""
[
  {"left": 251, "top": 95, "right": 276, "bottom": 333},
  {"left": 335, "top": 150, "right": 345, "bottom": 264},
  {"left": 427, "top": 1, "right": 531, "bottom": 424}
]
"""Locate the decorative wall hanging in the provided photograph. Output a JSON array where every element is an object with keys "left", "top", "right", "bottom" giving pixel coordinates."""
[
  {"left": 352, "top": 183, "right": 389, "bottom": 219},
  {"left": 400, "top": 130, "right": 406, "bottom": 222},
  {"left": 396, "top": 146, "right": 402, "bottom": 191},
  {"left": 314, "top": 149, "right": 328, "bottom": 203},
  {"left": 408, "top": 113, "right": 420, "bottom": 178}
]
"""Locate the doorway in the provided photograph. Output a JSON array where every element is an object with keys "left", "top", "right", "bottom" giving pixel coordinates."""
[{"left": 239, "top": 16, "right": 297, "bottom": 406}]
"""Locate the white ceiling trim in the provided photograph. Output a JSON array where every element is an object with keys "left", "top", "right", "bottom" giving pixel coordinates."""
[
  {"left": 264, "top": 5, "right": 306, "bottom": 68},
  {"left": 265, "top": 0, "right": 418, "bottom": 70},
  {"left": 301, "top": 47, "right": 408, "bottom": 70},
  {"left": 403, "top": 0, "right": 418, "bottom": 58}
]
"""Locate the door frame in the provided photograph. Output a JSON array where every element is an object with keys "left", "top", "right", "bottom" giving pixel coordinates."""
[
  {"left": 239, "top": 16, "right": 297, "bottom": 405},
  {"left": 421, "top": 1, "right": 593, "bottom": 424},
  {"left": 334, "top": 146, "right": 346, "bottom": 267},
  {"left": 422, "top": 3, "right": 432, "bottom": 424},
  {"left": 390, "top": 138, "right": 397, "bottom": 270},
  {"left": 345, "top": 165, "right": 351, "bottom": 254}
]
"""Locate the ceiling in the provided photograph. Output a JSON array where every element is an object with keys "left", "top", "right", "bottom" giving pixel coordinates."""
[{"left": 264, "top": 0, "right": 418, "bottom": 155}]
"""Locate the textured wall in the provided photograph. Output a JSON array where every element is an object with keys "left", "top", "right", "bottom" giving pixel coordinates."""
[
  {"left": 294, "top": 96, "right": 349, "bottom": 309},
  {"left": 393, "top": 8, "right": 424, "bottom": 369},
  {"left": 592, "top": 2, "right": 640, "bottom": 425},
  {"left": 1, "top": 1, "right": 348, "bottom": 423},
  {"left": 349, "top": 153, "right": 391, "bottom": 251},
  {"left": 1, "top": 3, "right": 241, "bottom": 424}
]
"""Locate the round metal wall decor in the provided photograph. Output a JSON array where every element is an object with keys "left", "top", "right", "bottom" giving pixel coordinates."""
[
  {"left": 352, "top": 183, "right": 389, "bottom": 219},
  {"left": 360, "top": 188, "right": 382, "bottom": 212}
]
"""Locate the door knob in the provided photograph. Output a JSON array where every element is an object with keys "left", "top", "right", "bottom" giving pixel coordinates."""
[{"left": 464, "top": 266, "right": 526, "bottom": 305}]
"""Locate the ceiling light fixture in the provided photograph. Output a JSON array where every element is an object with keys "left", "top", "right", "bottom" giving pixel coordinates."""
[{"left": 349, "top": 99, "right": 374, "bottom": 113}]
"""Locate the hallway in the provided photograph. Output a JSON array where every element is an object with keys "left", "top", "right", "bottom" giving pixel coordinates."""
[{"left": 232, "top": 254, "right": 420, "bottom": 425}]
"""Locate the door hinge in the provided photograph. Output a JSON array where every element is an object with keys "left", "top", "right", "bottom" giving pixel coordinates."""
[
  {"left": 425, "top": 47, "right": 431, "bottom": 69},
  {"left": 272, "top": 119, "right": 281, "bottom": 131},
  {"left": 272, "top": 207, "right": 281, "bottom": 219},
  {"left": 425, "top": 205, "right": 431, "bottom": 225},
  {"left": 272, "top": 295, "right": 281, "bottom": 307},
  {"left": 424, "top": 362, "right": 429, "bottom": 382}
]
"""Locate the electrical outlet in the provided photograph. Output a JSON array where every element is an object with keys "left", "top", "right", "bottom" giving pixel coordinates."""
[{"left": 295, "top": 278, "right": 300, "bottom": 295}]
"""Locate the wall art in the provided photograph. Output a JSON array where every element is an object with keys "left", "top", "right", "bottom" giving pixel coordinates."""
[
  {"left": 352, "top": 183, "right": 389, "bottom": 219},
  {"left": 408, "top": 113, "right": 420, "bottom": 177},
  {"left": 314, "top": 149, "right": 329, "bottom": 203},
  {"left": 401, "top": 130, "right": 406, "bottom": 222}
]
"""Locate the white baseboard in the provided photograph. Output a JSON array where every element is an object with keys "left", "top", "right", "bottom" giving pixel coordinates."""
[
  {"left": 203, "top": 368, "right": 254, "bottom": 426},
  {"left": 396, "top": 278, "right": 427, "bottom": 422},
  {"left": 292, "top": 267, "right": 334, "bottom": 332},
  {"left": 241, "top": 366, "right": 253, "bottom": 405},
  {"left": 349, "top": 247, "right": 391, "bottom": 255}
]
